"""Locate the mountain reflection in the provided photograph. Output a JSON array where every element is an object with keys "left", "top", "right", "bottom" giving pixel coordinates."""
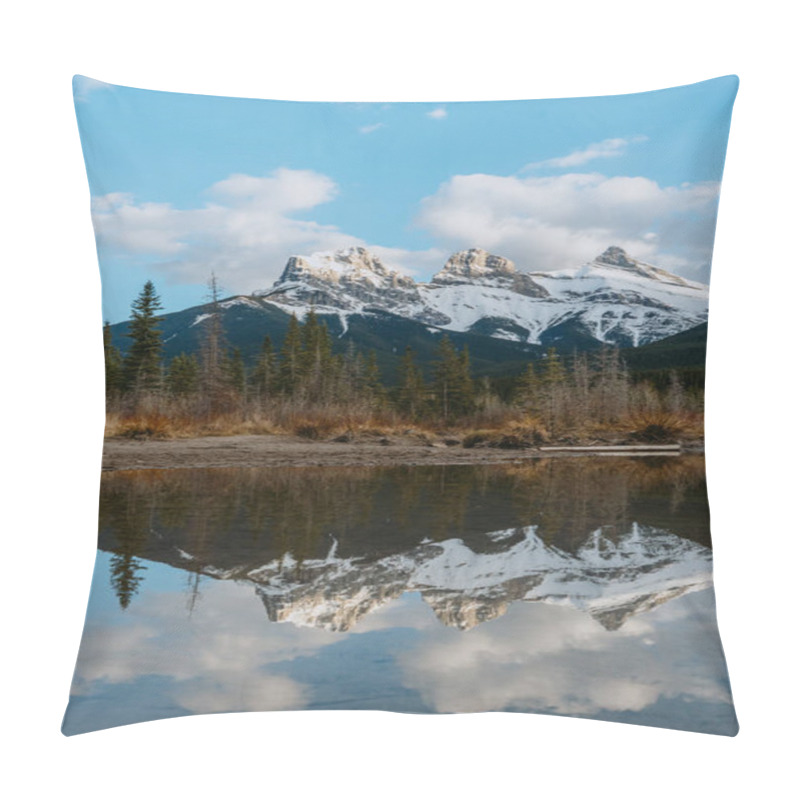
[{"left": 99, "top": 458, "right": 712, "bottom": 630}]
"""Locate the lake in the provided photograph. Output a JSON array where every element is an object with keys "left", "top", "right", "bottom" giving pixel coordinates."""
[{"left": 62, "top": 457, "right": 738, "bottom": 735}]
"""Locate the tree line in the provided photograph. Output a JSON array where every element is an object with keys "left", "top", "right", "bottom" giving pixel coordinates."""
[{"left": 104, "top": 280, "right": 699, "bottom": 431}]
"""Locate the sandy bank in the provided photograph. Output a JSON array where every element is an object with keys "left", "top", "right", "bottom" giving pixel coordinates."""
[{"left": 102, "top": 434, "right": 701, "bottom": 471}]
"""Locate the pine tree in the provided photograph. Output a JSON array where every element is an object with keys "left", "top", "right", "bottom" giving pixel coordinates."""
[
  {"left": 397, "top": 346, "right": 426, "bottom": 419},
  {"left": 298, "top": 310, "right": 333, "bottom": 401},
  {"left": 569, "top": 351, "right": 591, "bottom": 424},
  {"left": 123, "top": 281, "right": 163, "bottom": 393},
  {"left": 456, "top": 345, "right": 475, "bottom": 415},
  {"left": 539, "top": 348, "right": 566, "bottom": 432},
  {"left": 279, "top": 314, "right": 302, "bottom": 396},
  {"left": 102, "top": 321, "right": 123, "bottom": 402},
  {"left": 251, "top": 335, "right": 277, "bottom": 402},
  {"left": 167, "top": 353, "right": 200, "bottom": 396},
  {"left": 364, "top": 350, "right": 386, "bottom": 406},
  {"left": 199, "top": 273, "right": 228, "bottom": 409},
  {"left": 434, "top": 335, "right": 474, "bottom": 421},
  {"left": 516, "top": 362, "right": 539, "bottom": 413},
  {"left": 226, "top": 347, "right": 247, "bottom": 396},
  {"left": 542, "top": 347, "right": 566, "bottom": 387}
]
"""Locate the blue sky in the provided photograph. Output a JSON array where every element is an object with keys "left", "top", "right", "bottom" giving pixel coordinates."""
[{"left": 74, "top": 75, "right": 738, "bottom": 322}]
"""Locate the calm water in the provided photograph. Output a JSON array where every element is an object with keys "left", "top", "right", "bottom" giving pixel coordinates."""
[{"left": 63, "top": 458, "right": 738, "bottom": 735}]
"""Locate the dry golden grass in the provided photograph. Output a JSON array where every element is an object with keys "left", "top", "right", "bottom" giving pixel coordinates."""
[
  {"left": 461, "top": 417, "right": 550, "bottom": 449},
  {"left": 625, "top": 410, "right": 703, "bottom": 442},
  {"left": 105, "top": 408, "right": 431, "bottom": 441},
  {"left": 104, "top": 405, "right": 703, "bottom": 445}
]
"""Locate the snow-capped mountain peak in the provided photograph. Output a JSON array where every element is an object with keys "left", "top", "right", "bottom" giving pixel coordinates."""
[
  {"left": 433, "top": 248, "right": 516, "bottom": 284},
  {"left": 595, "top": 245, "right": 643, "bottom": 271},
  {"left": 255, "top": 244, "right": 709, "bottom": 348},
  {"left": 177, "top": 523, "right": 712, "bottom": 633},
  {"left": 278, "top": 246, "right": 412, "bottom": 288},
  {"left": 574, "top": 246, "right": 704, "bottom": 290},
  {"left": 257, "top": 246, "right": 421, "bottom": 315}
]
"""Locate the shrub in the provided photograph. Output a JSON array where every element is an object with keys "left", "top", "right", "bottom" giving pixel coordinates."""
[{"left": 628, "top": 411, "right": 689, "bottom": 443}]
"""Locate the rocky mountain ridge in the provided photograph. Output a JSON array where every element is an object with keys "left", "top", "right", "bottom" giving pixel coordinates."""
[
  {"left": 176, "top": 523, "right": 712, "bottom": 633},
  {"left": 256, "top": 245, "right": 708, "bottom": 347}
]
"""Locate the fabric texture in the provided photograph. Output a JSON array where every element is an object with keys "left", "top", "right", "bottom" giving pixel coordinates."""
[{"left": 63, "top": 75, "right": 739, "bottom": 736}]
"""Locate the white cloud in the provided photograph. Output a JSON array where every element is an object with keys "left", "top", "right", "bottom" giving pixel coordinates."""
[
  {"left": 427, "top": 108, "right": 447, "bottom": 119},
  {"left": 70, "top": 578, "right": 328, "bottom": 714},
  {"left": 359, "top": 122, "right": 385, "bottom": 134},
  {"left": 93, "top": 169, "right": 358, "bottom": 291},
  {"left": 92, "top": 168, "right": 444, "bottom": 291},
  {"left": 399, "top": 591, "right": 734, "bottom": 719},
  {"left": 92, "top": 160, "right": 722, "bottom": 293},
  {"left": 416, "top": 170, "right": 720, "bottom": 277},
  {"left": 525, "top": 136, "right": 647, "bottom": 170},
  {"left": 67, "top": 560, "right": 734, "bottom": 731},
  {"left": 369, "top": 244, "right": 450, "bottom": 279}
]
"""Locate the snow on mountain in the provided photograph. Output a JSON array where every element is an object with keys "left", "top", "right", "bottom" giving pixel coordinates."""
[
  {"left": 178, "top": 523, "right": 712, "bottom": 633},
  {"left": 256, "top": 245, "right": 709, "bottom": 348},
  {"left": 257, "top": 246, "right": 422, "bottom": 311}
]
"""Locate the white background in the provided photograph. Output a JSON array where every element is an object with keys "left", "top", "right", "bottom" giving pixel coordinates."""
[{"left": 3, "top": 1, "right": 797, "bottom": 797}]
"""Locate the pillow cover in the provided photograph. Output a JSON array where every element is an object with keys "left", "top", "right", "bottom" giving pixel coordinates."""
[{"left": 63, "top": 75, "right": 739, "bottom": 736}]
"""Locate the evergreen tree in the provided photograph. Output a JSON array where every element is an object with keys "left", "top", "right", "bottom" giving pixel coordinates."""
[
  {"left": 298, "top": 310, "right": 333, "bottom": 400},
  {"left": 434, "top": 335, "right": 474, "bottom": 421},
  {"left": 226, "top": 347, "right": 247, "bottom": 396},
  {"left": 516, "top": 362, "right": 539, "bottom": 413},
  {"left": 251, "top": 335, "right": 277, "bottom": 402},
  {"left": 542, "top": 347, "right": 566, "bottom": 386},
  {"left": 456, "top": 345, "right": 475, "bottom": 414},
  {"left": 364, "top": 350, "right": 386, "bottom": 405},
  {"left": 167, "top": 353, "right": 200, "bottom": 396},
  {"left": 569, "top": 351, "right": 591, "bottom": 423},
  {"left": 102, "top": 321, "right": 123, "bottom": 401},
  {"left": 279, "top": 314, "right": 302, "bottom": 396},
  {"left": 538, "top": 348, "right": 567, "bottom": 432},
  {"left": 199, "top": 273, "right": 228, "bottom": 408},
  {"left": 397, "top": 346, "right": 426, "bottom": 418},
  {"left": 123, "top": 280, "right": 163, "bottom": 393}
]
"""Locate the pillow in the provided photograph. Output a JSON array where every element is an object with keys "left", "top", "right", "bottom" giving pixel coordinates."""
[{"left": 63, "top": 75, "right": 739, "bottom": 736}]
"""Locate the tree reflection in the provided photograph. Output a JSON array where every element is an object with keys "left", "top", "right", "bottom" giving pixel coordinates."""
[
  {"left": 99, "top": 456, "right": 709, "bottom": 605},
  {"left": 109, "top": 553, "right": 147, "bottom": 610}
]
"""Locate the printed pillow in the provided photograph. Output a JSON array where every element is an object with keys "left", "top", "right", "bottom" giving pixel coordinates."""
[{"left": 63, "top": 75, "right": 739, "bottom": 736}]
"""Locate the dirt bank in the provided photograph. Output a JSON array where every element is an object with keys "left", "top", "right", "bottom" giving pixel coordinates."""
[{"left": 102, "top": 433, "right": 701, "bottom": 471}]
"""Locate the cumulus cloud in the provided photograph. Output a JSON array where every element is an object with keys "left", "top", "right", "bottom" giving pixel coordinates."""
[
  {"left": 399, "top": 591, "right": 734, "bottom": 720},
  {"left": 67, "top": 556, "right": 735, "bottom": 732},
  {"left": 93, "top": 161, "right": 721, "bottom": 292},
  {"left": 369, "top": 244, "right": 450, "bottom": 279},
  {"left": 359, "top": 122, "right": 385, "bottom": 134},
  {"left": 93, "top": 169, "right": 358, "bottom": 291},
  {"left": 92, "top": 168, "right": 445, "bottom": 291},
  {"left": 427, "top": 108, "right": 447, "bottom": 119},
  {"left": 70, "top": 578, "right": 332, "bottom": 716},
  {"left": 525, "top": 136, "right": 647, "bottom": 170},
  {"left": 416, "top": 170, "right": 720, "bottom": 278}
]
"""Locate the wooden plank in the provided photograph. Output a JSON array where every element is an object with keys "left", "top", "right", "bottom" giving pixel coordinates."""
[{"left": 539, "top": 444, "right": 681, "bottom": 452}]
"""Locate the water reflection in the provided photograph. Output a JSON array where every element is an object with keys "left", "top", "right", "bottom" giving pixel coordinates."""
[{"left": 64, "top": 458, "right": 737, "bottom": 736}]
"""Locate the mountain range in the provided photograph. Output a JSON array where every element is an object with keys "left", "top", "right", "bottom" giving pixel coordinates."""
[
  {"left": 258, "top": 245, "right": 708, "bottom": 348},
  {"left": 167, "top": 522, "right": 713, "bottom": 633},
  {"left": 109, "top": 245, "right": 709, "bottom": 380}
]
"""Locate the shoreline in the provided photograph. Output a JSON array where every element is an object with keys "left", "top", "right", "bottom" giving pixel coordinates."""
[{"left": 102, "top": 434, "right": 702, "bottom": 471}]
